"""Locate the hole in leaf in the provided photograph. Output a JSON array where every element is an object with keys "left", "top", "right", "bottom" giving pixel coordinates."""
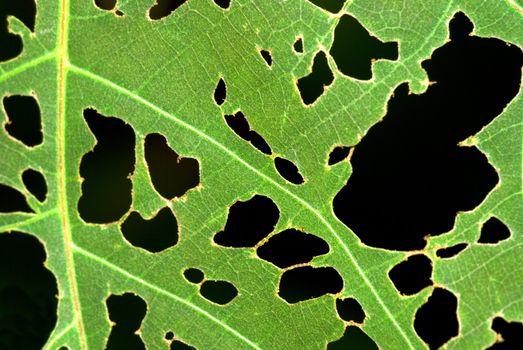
[
  {"left": 414, "top": 288, "right": 459, "bottom": 350},
  {"left": 148, "top": 0, "right": 187, "bottom": 20},
  {"left": 0, "top": 231, "right": 58, "bottom": 350},
  {"left": 200, "top": 280, "right": 238, "bottom": 305},
  {"left": 293, "top": 37, "right": 303, "bottom": 53},
  {"left": 328, "top": 146, "right": 351, "bottom": 165},
  {"left": 274, "top": 157, "right": 304, "bottom": 185},
  {"left": 306, "top": 0, "right": 345, "bottom": 14},
  {"left": 389, "top": 254, "right": 433, "bottom": 296},
  {"left": 0, "top": 183, "right": 33, "bottom": 213},
  {"left": 78, "top": 109, "right": 135, "bottom": 224},
  {"left": 105, "top": 293, "right": 147, "bottom": 350},
  {"left": 336, "top": 297, "right": 366, "bottom": 323},
  {"left": 22, "top": 169, "right": 47, "bottom": 202},
  {"left": 297, "top": 51, "right": 333, "bottom": 105},
  {"left": 165, "top": 331, "right": 174, "bottom": 340},
  {"left": 333, "top": 12, "right": 522, "bottom": 251},
  {"left": 327, "top": 326, "right": 378, "bottom": 350},
  {"left": 144, "top": 133, "right": 199, "bottom": 200},
  {"left": 3, "top": 94, "right": 43, "bottom": 147},
  {"left": 171, "top": 340, "right": 196, "bottom": 350},
  {"left": 0, "top": 0, "right": 36, "bottom": 62},
  {"left": 436, "top": 243, "right": 468, "bottom": 259},
  {"left": 213, "top": 194, "right": 279, "bottom": 248},
  {"left": 184, "top": 268, "right": 204, "bottom": 284},
  {"left": 213, "top": 0, "right": 231, "bottom": 10},
  {"left": 224, "top": 112, "right": 272, "bottom": 155},
  {"left": 487, "top": 317, "right": 523, "bottom": 349},
  {"left": 330, "top": 14, "right": 398, "bottom": 80},
  {"left": 478, "top": 217, "right": 511, "bottom": 244},
  {"left": 94, "top": 0, "right": 116, "bottom": 11},
  {"left": 214, "top": 78, "right": 226, "bottom": 106},
  {"left": 256, "top": 228, "right": 330, "bottom": 268},
  {"left": 278, "top": 266, "right": 343, "bottom": 304},
  {"left": 120, "top": 207, "right": 178, "bottom": 253},
  {"left": 260, "top": 49, "right": 272, "bottom": 67}
]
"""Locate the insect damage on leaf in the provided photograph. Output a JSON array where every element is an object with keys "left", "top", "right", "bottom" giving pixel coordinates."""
[
  {"left": 21, "top": 168, "right": 47, "bottom": 202},
  {"left": 105, "top": 293, "right": 147, "bottom": 350},
  {"left": 2, "top": 94, "right": 43, "bottom": 147},
  {"left": 0, "top": 0, "right": 36, "bottom": 62},
  {"left": 296, "top": 50, "right": 333, "bottom": 105}
]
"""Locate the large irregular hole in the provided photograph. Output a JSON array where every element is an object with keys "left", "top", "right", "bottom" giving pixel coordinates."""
[
  {"left": 306, "top": 0, "right": 345, "bottom": 14},
  {"left": 327, "top": 326, "right": 378, "bottom": 350},
  {"left": 144, "top": 133, "right": 199, "bottom": 200},
  {"left": 328, "top": 146, "right": 351, "bottom": 166},
  {"left": 487, "top": 317, "right": 523, "bottom": 349},
  {"left": 259, "top": 49, "right": 272, "bottom": 67},
  {"left": 388, "top": 254, "right": 433, "bottom": 296},
  {"left": 278, "top": 266, "right": 343, "bottom": 304},
  {"left": 200, "top": 280, "right": 238, "bottom": 305},
  {"left": 336, "top": 297, "right": 366, "bottom": 323},
  {"left": 94, "top": 0, "right": 116, "bottom": 11},
  {"left": 414, "top": 288, "right": 459, "bottom": 349},
  {"left": 0, "top": 231, "right": 58, "bottom": 350},
  {"left": 0, "top": 184, "right": 33, "bottom": 213},
  {"left": 183, "top": 268, "right": 204, "bottom": 284},
  {"left": 105, "top": 293, "right": 147, "bottom": 350},
  {"left": 22, "top": 169, "right": 47, "bottom": 202},
  {"left": 0, "top": 0, "right": 36, "bottom": 61},
  {"left": 78, "top": 109, "right": 135, "bottom": 224},
  {"left": 293, "top": 37, "right": 303, "bottom": 54},
  {"left": 3, "top": 94, "right": 43, "bottom": 147},
  {"left": 120, "top": 207, "right": 178, "bottom": 253},
  {"left": 256, "top": 229, "right": 330, "bottom": 268},
  {"left": 297, "top": 51, "right": 333, "bottom": 105},
  {"left": 478, "top": 217, "right": 511, "bottom": 244},
  {"left": 224, "top": 112, "right": 272, "bottom": 155},
  {"left": 214, "top": 78, "right": 226, "bottom": 106},
  {"left": 213, "top": 194, "right": 279, "bottom": 248},
  {"left": 436, "top": 243, "right": 468, "bottom": 259},
  {"left": 333, "top": 12, "right": 523, "bottom": 251},
  {"left": 148, "top": 0, "right": 187, "bottom": 20},
  {"left": 330, "top": 14, "right": 398, "bottom": 80},
  {"left": 213, "top": 0, "right": 231, "bottom": 10},
  {"left": 274, "top": 157, "right": 304, "bottom": 185},
  {"left": 171, "top": 340, "right": 196, "bottom": 350}
]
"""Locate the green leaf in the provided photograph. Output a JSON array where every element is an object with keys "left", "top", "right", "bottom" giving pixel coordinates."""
[{"left": 0, "top": 0, "right": 521, "bottom": 349}]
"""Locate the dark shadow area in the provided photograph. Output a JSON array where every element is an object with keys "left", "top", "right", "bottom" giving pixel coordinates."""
[
  {"left": 330, "top": 14, "right": 398, "bottom": 80},
  {"left": 436, "top": 243, "right": 468, "bottom": 259},
  {"left": 3, "top": 95, "right": 43, "bottom": 147},
  {"left": 478, "top": 217, "right": 511, "bottom": 244},
  {"left": 78, "top": 109, "right": 135, "bottom": 224},
  {"left": 200, "top": 280, "right": 238, "bottom": 305},
  {"left": 278, "top": 266, "right": 343, "bottom": 304},
  {"left": 22, "top": 169, "right": 47, "bottom": 202},
  {"left": 274, "top": 157, "right": 304, "bottom": 185},
  {"left": 0, "top": 231, "right": 58, "bottom": 350},
  {"left": 224, "top": 112, "right": 272, "bottom": 155},
  {"left": 106, "top": 293, "right": 146, "bottom": 350},
  {"left": 306, "top": 0, "right": 345, "bottom": 14},
  {"left": 327, "top": 326, "right": 378, "bottom": 350},
  {"left": 214, "top": 78, "right": 226, "bottom": 106},
  {"left": 388, "top": 254, "right": 432, "bottom": 296},
  {"left": 336, "top": 297, "right": 365, "bottom": 323},
  {"left": 256, "top": 228, "right": 330, "bottom": 268},
  {"left": 94, "top": 0, "right": 116, "bottom": 11},
  {"left": 213, "top": 0, "right": 231, "bottom": 10},
  {"left": 171, "top": 340, "right": 196, "bottom": 350},
  {"left": 260, "top": 49, "right": 272, "bottom": 67},
  {"left": 333, "top": 12, "right": 523, "bottom": 251},
  {"left": 144, "top": 133, "right": 199, "bottom": 200},
  {"left": 120, "top": 207, "right": 178, "bottom": 253},
  {"left": 0, "top": 0, "right": 35, "bottom": 62},
  {"left": 487, "top": 317, "right": 523, "bottom": 349},
  {"left": 414, "top": 288, "right": 459, "bottom": 349},
  {"left": 148, "top": 0, "right": 187, "bottom": 20},
  {"left": 213, "top": 194, "right": 279, "bottom": 248},
  {"left": 293, "top": 37, "right": 303, "bottom": 54},
  {"left": 297, "top": 51, "right": 333, "bottom": 105},
  {"left": 183, "top": 268, "right": 204, "bottom": 284},
  {"left": 0, "top": 184, "right": 33, "bottom": 213},
  {"left": 328, "top": 146, "right": 351, "bottom": 165}
]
